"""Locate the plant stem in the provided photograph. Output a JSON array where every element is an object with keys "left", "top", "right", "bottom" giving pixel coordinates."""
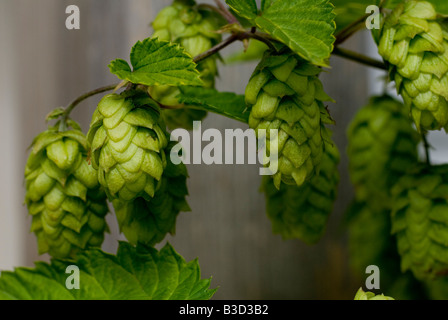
[
  {"left": 422, "top": 132, "right": 431, "bottom": 165},
  {"left": 214, "top": 0, "right": 239, "bottom": 25},
  {"left": 194, "top": 34, "right": 241, "bottom": 63},
  {"left": 332, "top": 47, "right": 388, "bottom": 71},
  {"left": 59, "top": 83, "right": 119, "bottom": 131},
  {"left": 335, "top": 13, "right": 370, "bottom": 46}
]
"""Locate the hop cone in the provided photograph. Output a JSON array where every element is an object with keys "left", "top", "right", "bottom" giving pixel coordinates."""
[
  {"left": 346, "top": 201, "right": 426, "bottom": 300},
  {"left": 87, "top": 90, "right": 168, "bottom": 202},
  {"left": 391, "top": 164, "right": 448, "bottom": 280},
  {"left": 25, "top": 126, "right": 109, "bottom": 259},
  {"left": 347, "top": 95, "right": 420, "bottom": 209},
  {"left": 378, "top": 0, "right": 448, "bottom": 131},
  {"left": 246, "top": 50, "right": 334, "bottom": 189},
  {"left": 354, "top": 288, "right": 395, "bottom": 300},
  {"left": 262, "top": 141, "right": 339, "bottom": 244},
  {"left": 149, "top": 0, "right": 222, "bottom": 130},
  {"left": 112, "top": 143, "right": 190, "bottom": 246}
]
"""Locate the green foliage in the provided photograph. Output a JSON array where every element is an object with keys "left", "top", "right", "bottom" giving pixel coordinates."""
[
  {"left": 227, "top": 0, "right": 336, "bottom": 67},
  {"left": 109, "top": 37, "right": 203, "bottom": 87},
  {"left": 177, "top": 86, "right": 249, "bottom": 123},
  {"left": 0, "top": 242, "right": 216, "bottom": 300}
]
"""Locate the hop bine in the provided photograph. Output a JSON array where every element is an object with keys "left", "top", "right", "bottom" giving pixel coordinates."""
[
  {"left": 25, "top": 124, "right": 109, "bottom": 259},
  {"left": 148, "top": 0, "right": 222, "bottom": 130},
  {"left": 87, "top": 90, "right": 168, "bottom": 203},
  {"left": 378, "top": 0, "right": 448, "bottom": 131},
  {"left": 246, "top": 50, "right": 334, "bottom": 189}
]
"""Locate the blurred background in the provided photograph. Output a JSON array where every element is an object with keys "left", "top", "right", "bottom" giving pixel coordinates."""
[{"left": 0, "top": 0, "right": 447, "bottom": 300}]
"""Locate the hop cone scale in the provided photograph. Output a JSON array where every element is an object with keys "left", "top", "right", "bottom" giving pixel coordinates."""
[
  {"left": 262, "top": 141, "right": 339, "bottom": 244},
  {"left": 246, "top": 50, "right": 334, "bottom": 189},
  {"left": 25, "top": 126, "right": 109, "bottom": 259},
  {"left": 112, "top": 143, "right": 190, "bottom": 246},
  {"left": 378, "top": 0, "right": 448, "bottom": 131},
  {"left": 391, "top": 164, "right": 448, "bottom": 280},
  {"left": 347, "top": 95, "right": 420, "bottom": 208},
  {"left": 87, "top": 90, "right": 168, "bottom": 203},
  {"left": 149, "top": 0, "right": 222, "bottom": 130}
]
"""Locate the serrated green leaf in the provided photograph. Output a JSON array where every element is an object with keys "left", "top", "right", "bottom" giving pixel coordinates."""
[
  {"left": 226, "top": 0, "right": 258, "bottom": 20},
  {"left": 255, "top": 0, "right": 336, "bottom": 67},
  {"left": 0, "top": 242, "right": 215, "bottom": 300},
  {"left": 109, "top": 38, "right": 203, "bottom": 87},
  {"left": 177, "top": 86, "right": 249, "bottom": 123}
]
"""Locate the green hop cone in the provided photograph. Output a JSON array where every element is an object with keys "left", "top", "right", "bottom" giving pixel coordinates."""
[
  {"left": 346, "top": 201, "right": 426, "bottom": 300},
  {"left": 378, "top": 0, "right": 448, "bottom": 131},
  {"left": 262, "top": 141, "right": 339, "bottom": 244},
  {"left": 149, "top": 0, "right": 222, "bottom": 130},
  {"left": 112, "top": 143, "right": 190, "bottom": 246},
  {"left": 246, "top": 50, "right": 334, "bottom": 189},
  {"left": 347, "top": 95, "right": 420, "bottom": 209},
  {"left": 87, "top": 90, "right": 168, "bottom": 202},
  {"left": 391, "top": 164, "right": 448, "bottom": 280},
  {"left": 354, "top": 288, "right": 395, "bottom": 300},
  {"left": 25, "top": 125, "right": 109, "bottom": 259}
]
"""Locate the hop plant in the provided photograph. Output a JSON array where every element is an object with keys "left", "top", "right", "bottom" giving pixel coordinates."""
[
  {"left": 25, "top": 125, "right": 109, "bottom": 259},
  {"left": 87, "top": 90, "right": 168, "bottom": 203},
  {"left": 148, "top": 0, "right": 222, "bottom": 130},
  {"left": 262, "top": 141, "right": 339, "bottom": 244},
  {"left": 378, "top": 0, "right": 448, "bottom": 131},
  {"left": 347, "top": 95, "right": 420, "bottom": 209},
  {"left": 112, "top": 143, "right": 190, "bottom": 246},
  {"left": 246, "top": 50, "right": 334, "bottom": 189},
  {"left": 391, "top": 164, "right": 448, "bottom": 280}
]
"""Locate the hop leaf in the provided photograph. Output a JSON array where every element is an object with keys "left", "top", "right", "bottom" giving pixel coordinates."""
[
  {"left": 246, "top": 49, "right": 334, "bottom": 189},
  {"left": 87, "top": 90, "right": 168, "bottom": 202},
  {"left": 0, "top": 242, "right": 216, "bottom": 300},
  {"left": 262, "top": 141, "right": 339, "bottom": 244},
  {"left": 24, "top": 126, "right": 109, "bottom": 259},
  {"left": 148, "top": 0, "right": 223, "bottom": 130},
  {"left": 378, "top": 0, "right": 448, "bottom": 131}
]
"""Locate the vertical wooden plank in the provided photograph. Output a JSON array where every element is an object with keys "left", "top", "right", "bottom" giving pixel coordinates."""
[{"left": 0, "top": 1, "right": 25, "bottom": 270}]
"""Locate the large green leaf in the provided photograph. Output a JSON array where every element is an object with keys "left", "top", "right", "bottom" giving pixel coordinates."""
[
  {"left": 109, "top": 38, "right": 203, "bottom": 87},
  {"left": 225, "top": 0, "right": 258, "bottom": 20},
  {"left": 227, "top": 0, "right": 336, "bottom": 67},
  {"left": 0, "top": 242, "right": 216, "bottom": 300},
  {"left": 177, "top": 87, "right": 249, "bottom": 123}
]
